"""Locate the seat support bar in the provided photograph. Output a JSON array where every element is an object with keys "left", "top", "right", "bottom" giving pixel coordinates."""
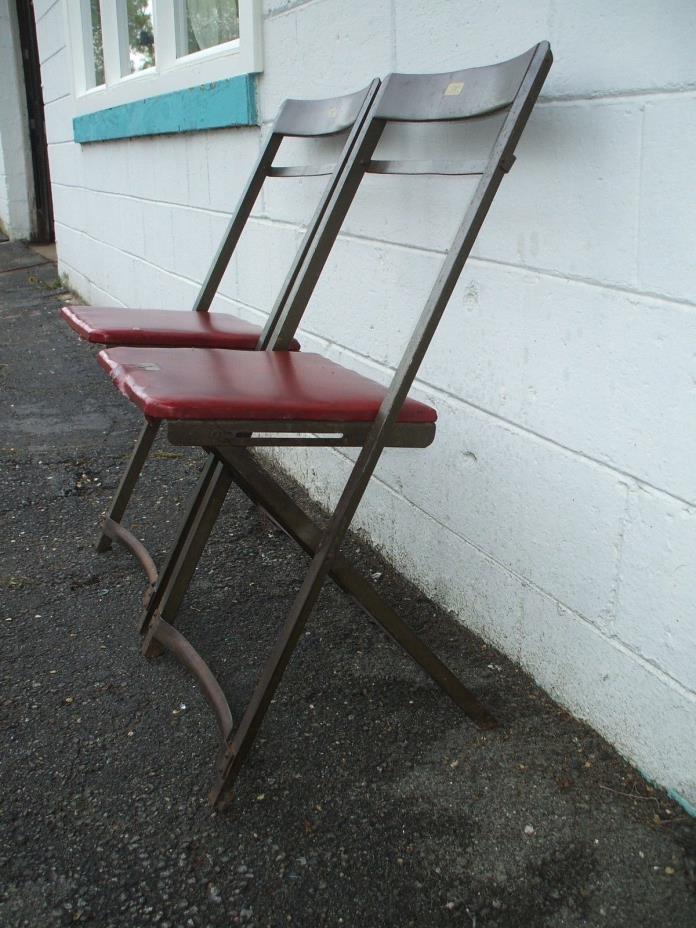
[{"left": 167, "top": 419, "right": 435, "bottom": 449}]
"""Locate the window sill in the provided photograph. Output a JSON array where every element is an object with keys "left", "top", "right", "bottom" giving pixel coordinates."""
[{"left": 72, "top": 73, "right": 257, "bottom": 144}]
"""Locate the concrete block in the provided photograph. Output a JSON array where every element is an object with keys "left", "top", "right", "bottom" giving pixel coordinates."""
[
  {"left": 34, "top": 0, "right": 61, "bottom": 21},
  {"left": 132, "top": 258, "right": 198, "bottom": 310},
  {"left": 54, "top": 220, "right": 87, "bottom": 273},
  {"left": 360, "top": 386, "right": 627, "bottom": 624},
  {"left": 142, "top": 201, "right": 175, "bottom": 272},
  {"left": 421, "top": 261, "right": 696, "bottom": 504},
  {"left": 298, "top": 232, "right": 436, "bottom": 363},
  {"left": 125, "top": 139, "right": 156, "bottom": 200},
  {"left": 87, "top": 238, "right": 137, "bottom": 307},
  {"left": 231, "top": 217, "right": 303, "bottom": 311},
  {"left": 170, "top": 205, "right": 214, "bottom": 283},
  {"left": 474, "top": 100, "right": 642, "bottom": 289},
  {"left": 50, "top": 182, "right": 83, "bottom": 232},
  {"left": 40, "top": 45, "right": 72, "bottom": 105},
  {"left": 185, "top": 131, "right": 210, "bottom": 210},
  {"left": 550, "top": 0, "right": 696, "bottom": 98},
  {"left": 394, "top": 0, "right": 696, "bottom": 99},
  {"left": 521, "top": 588, "right": 696, "bottom": 808},
  {"left": 614, "top": 487, "right": 696, "bottom": 692},
  {"left": 44, "top": 95, "right": 77, "bottom": 145},
  {"left": 35, "top": 0, "right": 65, "bottom": 64},
  {"left": 639, "top": 97, "right": 696, "bottom": 304},
  {"left": 46, "top": 141, "right": 82, "bottom": 188},
  {"left": 57, "top": 256, "right": 90, "bottom": 305},
  {"left": 82, "top": 190, "right": 116, "bottom": 249},
  {"left": 151, "top": 136, "right": 191, "bottom": 206},
  {"left": 259, "top": 0, "right": 392, "bottom": 119},
  {"left": 394, "top": 0, "right": 552, "bottom": 86},
  {"left": 82, "top": 139, "right": 130, "bottom": 194},
  {"left": 207, "top": 127, "right": 260, "bottom": 213}
]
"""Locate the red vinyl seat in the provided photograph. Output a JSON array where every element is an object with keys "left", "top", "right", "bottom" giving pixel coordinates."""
[
  {"left": 98, "top": 347, "right": 437, "bottom": 424},
  {"left": 61, "top": 306, "right": 300, "bottom": 351}
]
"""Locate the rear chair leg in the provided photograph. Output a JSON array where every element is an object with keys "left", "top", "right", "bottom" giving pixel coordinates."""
[
  {"left": 141, "top": 461, "right": 233, "bottom": 658},
  {"left": 139, "top": 454, "right": 220, "bottom": 632},
  {"left": 97, "top": 419, "right": 161, "bottom": 552}
]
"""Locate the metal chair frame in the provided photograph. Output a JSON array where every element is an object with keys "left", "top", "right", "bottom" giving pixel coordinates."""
[
  {"left": 104, "top": 44, "right": 553, "bottom": 806},
  {"left": 96, "top": 81, "right": 381, "bottom": 564}
]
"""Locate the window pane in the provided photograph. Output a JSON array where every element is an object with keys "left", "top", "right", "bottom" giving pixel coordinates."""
[
  {"left": 89, "top": 0, "right": 105, "bottom": 86},
  {"left": 127, "top": 0, "right": 156, "bottom": 72},
  {"left": 179, "top": 0, "right": 239, "bottom": 57}
]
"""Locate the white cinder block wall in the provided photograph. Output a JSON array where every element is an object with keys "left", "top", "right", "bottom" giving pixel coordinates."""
[{"left": 34, "top": 0, "right": 696, "bottom": 808}]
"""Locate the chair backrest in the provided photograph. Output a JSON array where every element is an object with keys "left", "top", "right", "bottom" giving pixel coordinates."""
[
  {"left": 259, "top": 43, "right": 551, "bottom": 544},
  {"left": 264, "top": 44, "right": 551, "bottom": 357},
  {"left": 192, "top": 80, "right": 381, "bottom": 323}
]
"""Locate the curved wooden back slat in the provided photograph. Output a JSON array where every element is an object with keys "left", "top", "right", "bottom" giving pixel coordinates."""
[
  {"left": 274, "top": 84, "right": 378, "bottom": 137},
  {"left": 375, "top": 45, "right": 543, "bottom": 122}
]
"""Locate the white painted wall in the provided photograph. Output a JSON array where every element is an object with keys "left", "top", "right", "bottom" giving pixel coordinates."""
[
  {"left": 34, "top": 0, "right": 696, "bottom": 808},
  {"left": 0, "top": 0, "right": 35, "bottom": 239}
]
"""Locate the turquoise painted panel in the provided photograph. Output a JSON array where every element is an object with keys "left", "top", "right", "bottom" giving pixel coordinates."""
[{"left": 73, "top": 74, "right": 257, "bottom": 144}]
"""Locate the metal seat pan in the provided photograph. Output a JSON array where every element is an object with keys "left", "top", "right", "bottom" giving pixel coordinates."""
[
  {"left": 98, "top": 347, "right": 437, "bottom": 423},
  {"left": 61, "top": 306, "right": 300, "bottom": 351}
]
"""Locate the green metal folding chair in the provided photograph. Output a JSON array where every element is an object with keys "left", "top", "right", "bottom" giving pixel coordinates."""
[
  {"left": 60, "top": 81, "right": 380, "bottom": 578},
  {"left": 95, "top": 43, "right": 553, "bottom": 806}
]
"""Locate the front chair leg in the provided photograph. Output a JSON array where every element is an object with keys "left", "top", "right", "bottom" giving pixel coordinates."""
[
  {"left": 210, "top": 548, "right": 333, "bottom": 807},
  {"left": 96, "top": 418, "right": 161, "bottom": 552}
]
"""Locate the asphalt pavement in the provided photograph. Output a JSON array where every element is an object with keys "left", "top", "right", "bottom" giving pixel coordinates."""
[{"left": 1, "top": 241, "right": 694, "bottom": 927}]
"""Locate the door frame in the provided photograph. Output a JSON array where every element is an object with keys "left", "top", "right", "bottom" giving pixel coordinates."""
[{"left": 15, "top": 0, "right": 54, "bottom": 243}]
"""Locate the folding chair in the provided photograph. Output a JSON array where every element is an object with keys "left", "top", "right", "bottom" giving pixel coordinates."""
[
  {"left": 96, "top": 43, "right": 553, "bottom": 806},
  {"left": 60, "top": 81, "right": 380, "bottom": 571}
]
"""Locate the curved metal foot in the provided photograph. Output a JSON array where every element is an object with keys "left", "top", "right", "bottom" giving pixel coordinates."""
[
  {"left": 145, "top": 617, "right": 234, "bottom": 742},
  {"left": 100, "top": 517, "right": 159, "bottom": 587}
]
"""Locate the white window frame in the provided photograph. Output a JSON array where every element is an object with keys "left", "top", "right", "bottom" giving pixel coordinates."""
[{"left": 65, "top": 0, "right": 263, "bottom": 117}]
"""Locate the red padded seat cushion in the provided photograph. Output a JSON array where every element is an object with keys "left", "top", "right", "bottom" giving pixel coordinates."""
[
  {"left": 98, "top": 347, "right": 437, "bottom": 424},
  {"left": 60, "top": 306, "right": 299, "bottom": 351}
]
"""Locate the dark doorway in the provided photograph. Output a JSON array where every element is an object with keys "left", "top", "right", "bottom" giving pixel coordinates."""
[{"left": 15, "top": 0, "right": 54, "bottom": 243}]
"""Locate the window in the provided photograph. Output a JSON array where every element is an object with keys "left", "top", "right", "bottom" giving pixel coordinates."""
[
  {"left": 67, "top": 0, "right": 262, "bottom": 117},
  {"left": 176, "top": 0, "right": 239, "bottom": 57}
]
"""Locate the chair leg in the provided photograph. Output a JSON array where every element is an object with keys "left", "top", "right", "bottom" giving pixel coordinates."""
[
  {"left": 141, "top": 460, "right": 233, "bottom": 658},
  {"left": 139, "top": 453, "right": 220, "bottom": 633},
  {"left": 96, "top": 419, "right": 161, "bottom": 552},
  {"left": 210, "top": 540, "right": 337, "bottom": 807}
]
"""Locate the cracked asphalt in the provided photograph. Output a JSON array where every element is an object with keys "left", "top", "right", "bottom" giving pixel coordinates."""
[{"left": 1, "top": 240, "right": 695, "bottom": 927}]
